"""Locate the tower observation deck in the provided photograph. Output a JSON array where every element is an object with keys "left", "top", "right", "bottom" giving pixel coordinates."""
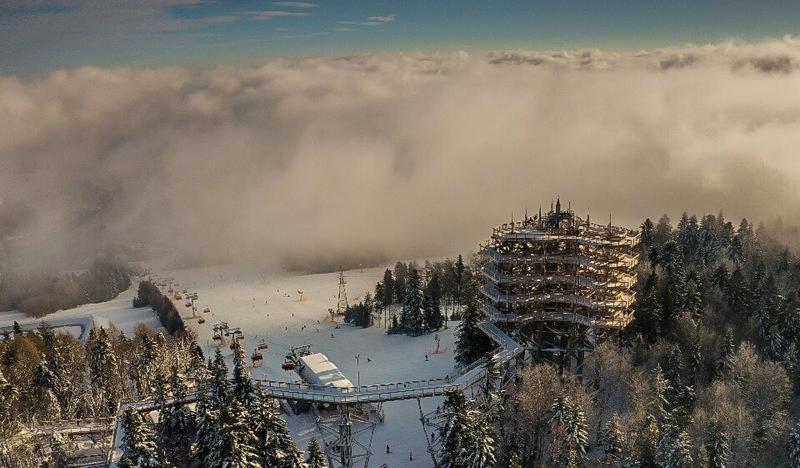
[{"left": 479, "top": 198, "right": 640, "bottom": 373}]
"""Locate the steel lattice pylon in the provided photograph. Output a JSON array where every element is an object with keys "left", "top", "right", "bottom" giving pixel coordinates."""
[
  {"left": 337, "top": 269, "right": 349, "bottom": 315},
  {"left": 316, "top": 405, "right": 376, "bottom": 468}
]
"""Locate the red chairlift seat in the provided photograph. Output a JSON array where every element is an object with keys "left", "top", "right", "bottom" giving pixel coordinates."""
[
  {"left": 257, "top": 342, "right": 269, "bottom": 350},
  {"left": 198, "top": 317, "right": 206, "bottom": 324},
  {"left": 203, "top": 307, "right": 210, "bottom": 313},
  {"left": 212, "top": 334, "right": 222, "bottom": 342},
  {"left": 251, "top": 351, "right": 263, "bottom": 361},
  {"left": 281, "top": 360, "right": 296, "bottom": 371}
]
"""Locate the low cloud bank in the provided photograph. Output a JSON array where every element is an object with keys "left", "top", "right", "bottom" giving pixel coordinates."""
[{"left": 3, "top": 38, "right": 800, "bottom": 272}]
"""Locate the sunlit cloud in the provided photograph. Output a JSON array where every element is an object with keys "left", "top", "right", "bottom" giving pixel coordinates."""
[{"left": 3, "top": 38, "right": 800, "bottom": 273}]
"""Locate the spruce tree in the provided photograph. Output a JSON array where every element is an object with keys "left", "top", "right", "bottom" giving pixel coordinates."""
[
  {"left": 548, "top": 396, "right": 589, "bottom": 467},
  {"left": 705, "top": 420, "right": 729, "bottom": 468},
  {"left": 119, "top": 408, "right": 159, "bottom": 468},
  {"left": 206, "top": 394, "right": 259, "bottom": 468},
  {"left": 157, "top": 366, "right": 195, "bottom": 464},
  {"left": 602, "top": 412, "right": 625, "bottom": 463},
  {"left": 424, "top": 271, "right": 444, "bottom": 331},
  {"left": 655, "top": 422, "right": 693, "bottom": 468},
  {"left": 0, "top": 368, "right": 18, "bottom": 439},
  {"left": 89, "top": 326, "right": 120, "bottom": 415},
  {"left": 400, "top": 268, "right": 424, "bottom": 335},
  {"left": 305, "top": 438, "right": 327, "bottom": 468},
  {"left": 438, "top": 390, "right": 496, "bottom": 468},
  {"left": 455, "top": 298, "right": 492, "bottom": 366},
  {"left": 251, "top": 390, "right": 304, "bottom": 467},
  {"left": 788, "top": 422, "right": 800, "bottom": 468},
  {"left": 232, "top": 346, "right": 255, "bottom": 408}
]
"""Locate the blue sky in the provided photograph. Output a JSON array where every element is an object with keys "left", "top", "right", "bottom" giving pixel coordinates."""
[{"left": 2, "top": 0, "right": 799, "bottom": 74}]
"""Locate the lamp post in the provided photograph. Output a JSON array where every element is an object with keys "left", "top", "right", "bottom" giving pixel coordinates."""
[{"left": 353, "top": 354, "right": 361, "bottom": 388}]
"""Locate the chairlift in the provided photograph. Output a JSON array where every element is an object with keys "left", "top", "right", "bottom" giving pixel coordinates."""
[
  {"left": 212, "top": 333, "right": 222, "bottom": 342},
  {"left": 251, "top": 350, "right": 263, "bottom": 362},
  {"left": 257, "top": 342, "right": 269, "bottom": 351},
  {"left": 185, "top": 301, "right": 192, "bottom": 307},
  {"left": 198, "top": 317, "right": 206, "bottom": 324},
  {"left": 203, "top": 307, "right": 210, "bottom": 314},
  {"left": 281, "top": 360, "right": 296, "bottom": 371}
]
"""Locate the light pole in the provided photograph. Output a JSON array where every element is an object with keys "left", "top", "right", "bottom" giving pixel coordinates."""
[{"left": 353, "top": 354, "right": 361, "bottom": 388}]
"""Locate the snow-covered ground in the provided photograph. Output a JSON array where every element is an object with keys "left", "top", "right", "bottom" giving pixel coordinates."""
[
  {"left": 3, "top": 261, "right": 460, "bottom": 467},
  {"left": 156, "top": 262, "right": 459, "bottom": 467},
  {"left": 0, "top": 286, "right": 164, "bottom": 340}
]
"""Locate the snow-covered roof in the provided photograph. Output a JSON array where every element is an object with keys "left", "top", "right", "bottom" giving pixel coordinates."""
[{"left": 298, "top": 353, "right": 354, "bottom": 389}]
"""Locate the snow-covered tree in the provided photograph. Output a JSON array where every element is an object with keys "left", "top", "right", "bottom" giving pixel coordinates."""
[
  {"left": 656, "top": 422, "right": 693, "bottom": 468},
  {"left": 399, "top": 268, "right": 425, "bottom": 335},
  {"left": 705, "top": 420, "right": 729, "bottom": 468},
  {"left": 788, "top": 422, "right": 800, "bottom": 468},
  {"left": 455, "top": 298, "right": 492, "bottom": 366},
  {"left": 423, "top": 271, "right": 444, "bottom": 331},
  {"left": 0, "top": 368, "right": 18, "bottom": 439},
  {"left": 119, "top": 407, "right": 159, "bottom": 468},
  {"left": 602, "top": 412, "right": 625, "bottom": 464},
  {"left": 438, "top": 390, "right": 496, "bottom": 468},
  {"left": 250, "top": 390, "right": 304, "bottom": 467},
  {"left": 232, "top": 346, "right": 256, "bottom": 408},
  {"left": 548, "top": 396, "right": 589, "bottom": 467},
  {"left": 209, "top": 349, "right": 228, "bottom": 404},
  {"left": 88, "top": 327, "right": 120, "bottom": 415},
  {"left": 305, "top": 438, "right": 327, "bottom": 468},
  {"left": 206, "top": 394, "right": 259, "bottom": 468},
  {"left": 157, "top": 366, "right": 195, "bottom": 464}
]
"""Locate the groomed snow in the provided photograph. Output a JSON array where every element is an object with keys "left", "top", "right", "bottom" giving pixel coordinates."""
[{"left": 0, "top": 286, "right": 164, "bottom": 340}]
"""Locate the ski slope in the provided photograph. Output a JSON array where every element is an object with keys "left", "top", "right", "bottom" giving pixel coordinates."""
[
  {"left": 0, "top": 286, "right": 164, "bottom": 341},
  {"left": 153, "top": 262, "right": 463, "bottom": 468}
]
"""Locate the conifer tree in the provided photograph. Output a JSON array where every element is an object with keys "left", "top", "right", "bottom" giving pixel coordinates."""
[
  {"left": 305, "top": 438, "right": 327, "bottom": 468},
  {"left": 655, "top": 422, "right": 693, "bottom": 468},
  {"left": 716, "top": 329, "right": 736, "bottom": 377},
  {"left": 157, "top": 366, "right": 195, "bottom": 464},
  {"left": 232, "top": 346, "right": 255, "bottom": 408},
  {"left": 548, "top": 396, "right": 589, "bottom": 467},
  {"left": 705, "top": 420, "right": 729, "bottom": 468},
  {"left": 209, "top": 348, "right": 228, "bottom": 404},
  {"left": 251, "top": 390, "right": 304, "bottom": 467},
  {"left": 788, "top": 422, "right": 800, "bottom": 468},
  {"left": 206, "top": 394, "right": 259, "bottom": 468},
  {"left": 438, "top": 390, "right": 496, "bottom": 468},
  {"left": 640, "top": 218, "right": 655, "bottom": 250},
  {"left": 632, "top": 271, "right": 661, "bottom": 342},
  {"left": 119, "top": 407, "right": 159, "bottom": 468},
  {"left": 0, "top": 368, "right": 18, "bottom": 440},
  {"left": 89, "top": 326, "right": 120, "bottom": 415},
  {"left": 602, "top": 412, "right": 625, "bottom": 464},
  {"left": 634, "top": 414, "right": 660, "bottom": 466},
  {"left": 423, "top": 271, "right": 444, "bottom": 331},
  {"left": 400, "top": 268, "right": 424, "bottom": 335},
  {"left": 455, "top": 298, "right": 492, "bottom": 366}
]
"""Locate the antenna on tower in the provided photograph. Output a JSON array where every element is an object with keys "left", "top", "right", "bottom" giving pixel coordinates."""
[{"left": 336, "top": 268, "right": 348, "bottom": 316}]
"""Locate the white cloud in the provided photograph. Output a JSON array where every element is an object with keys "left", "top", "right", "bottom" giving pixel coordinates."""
[
  {"left": 338, "top": 14, "right": 395, "bottom": 26},
  {"left": 272, "top": 1, "right": 319, "bottom": 7},
  {"left": 3, "top": 38, "right": 800, "bottom": 272},
  {"left": 367, "top": 14, "right": 395, "bottom": 23},
  {"left": 250, "top": 10, "right": 311, "bottom": 20}
]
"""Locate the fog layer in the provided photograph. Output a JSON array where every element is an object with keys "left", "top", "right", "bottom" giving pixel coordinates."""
[{"left": 3, "top": 38, "right": 800, "bottom": 271}]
